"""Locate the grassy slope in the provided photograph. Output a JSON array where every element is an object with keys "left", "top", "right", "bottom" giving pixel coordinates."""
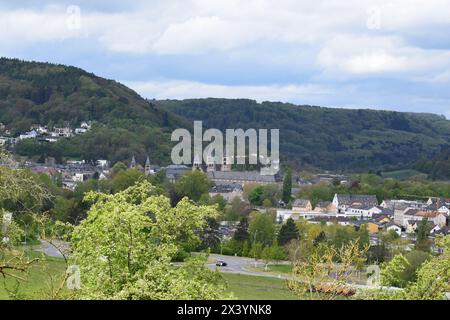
[
  {"left": 1, "top": 252, "right": 297, "bottom": 300},
  {"left": 222, "top": 273, "right": 298, "bottom": 300}
]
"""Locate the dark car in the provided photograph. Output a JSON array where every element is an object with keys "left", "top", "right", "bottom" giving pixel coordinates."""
[{"left": 216, "top": 260, "right": 228, "bottom": 267}]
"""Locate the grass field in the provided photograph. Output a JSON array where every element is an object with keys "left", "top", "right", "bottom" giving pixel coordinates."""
[
  {"left": 252, "top": 264, "right": 293, "bottom": 274},
  {"left": 0, "top": 251, "right": 67, "bottom": 300},
  {"left": 1, "top": 251, "right": 298, "bottom": 300},
  {"left": 222, "top": 273, "right": 298, "bottom": 300},
  {"left": 381, "top": 169, "right": 427, "bottom": 180}
]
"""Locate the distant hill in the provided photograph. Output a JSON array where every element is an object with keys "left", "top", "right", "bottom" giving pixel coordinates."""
[
  {"left": 157, "top": 98, "right": 450, "bottom": 173},
  {"left": 1, "top": 58, "right": 449, "bottom": 177},
  {"left": 0, "top": 58, "right": 188, "bottom": 165}
]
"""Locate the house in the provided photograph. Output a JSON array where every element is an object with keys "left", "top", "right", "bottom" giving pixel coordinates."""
[
  {"left": 366, "top": 222, "right": 380, "bottom": 234},
  {"left": 207, "top": 170, "right": 280, "bottom": 186},
  {"left": 165, "top": 165, "right": 191, "bottom": 183},
  {"left": 96, "top": 160, "right": 110, "bottom": 168},
  {"left": 416, "top": 211, "right": 448, "bottom": 227},
  {"left": 276, "top": 210, "right": 298, "bottom": 223},
  {"left": 308, "top": 216, "right": 355, "bottom": 227},
  {"left": 386, "top": 222, "right": 402, "bottom": 236},
  {"left": 19, "top": 130, "right": 38, "bottom": 140},
  {"left": 433, "top": 226, "right": 450, "bottom": 236},
  {"left": 292, "top": 199, "right": 312, "bottom": 212},
  {"left": 52, "top": 127, "right": 72, "bottom": 138},
  {"left": 75, "top": 127, "right": 88, "bottom": 134},
  {"left": 313, "top": 201, "right": 331, "bottom": 212},
  {"left": 381, "top": 199, "right": 425, "bottom": 211},
  {"left": 427, "top": 197, "right": 450, "bottom": 209},
  {"left": 372, "top": 214, "right": 392, "bottom": 224},
  {"left": 332, "top": 194, "right": 378, "bottom": 214},
  {"left": 345, "top": 204, "right": 383, "bottom": 219},
  {"left": 209, "top": 183, "right": 244, "bottom": 202}
]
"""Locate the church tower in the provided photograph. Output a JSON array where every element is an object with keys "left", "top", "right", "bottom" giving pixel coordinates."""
[
  {"left": 192, "top": 154, "right": 202, "bottom": 171},
  {"left": 144, "top": 156, "right": 154, "bottom": 175},
  {"left": 206, "top": 155, "right": 216, "bottom": 172},
  {"left": 221, "top": 155, "right": 232, "bottom": 172},
  {"left": 130, "top": 155, "right": 137, "bottom": 169}
]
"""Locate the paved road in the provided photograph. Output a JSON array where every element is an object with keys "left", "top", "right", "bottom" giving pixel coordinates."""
[
  {"left": 33, "top": 240, "right": 69, "bottom": 258},
  {"left": 207, "top": 254, "right": 291, "bottom": 280}
]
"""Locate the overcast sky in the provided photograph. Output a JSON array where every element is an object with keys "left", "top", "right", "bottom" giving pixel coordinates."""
[{"left": 1, "top": 1, "right": 450, "bottom": 117}]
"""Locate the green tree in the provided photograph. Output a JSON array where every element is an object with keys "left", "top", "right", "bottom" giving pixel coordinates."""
[
  {"left": 248, "top": 186, "right": 264, "bottom": 206},
  {"left": 111, "top": 169, "right": 145, "bottom": 194},
  {"left": 248, "top": 213, "right": 275, "bottom": 246},
  {"left": 282, "top": 169, "right": 292, "bottom": 204},
  {"left": 380, "top": 254, "right": 410, "bottom": 288},
  {"left": 224, "top": 197, "right": 251, "bottom": 221},
  {"left": 175, "top": 171, "right": 212, "bottom": 202},
  {"left": 278, "top": 218, "right": 299, "bottom": 246},
  {"left": 112, "top": 161, "right": 128, "bottom": 175},
  {"left": 249, "top": 242, "right": 263, "bottom": 261},
  {"left": 70, "top": 181, "right": 226, "bottom": 299},
  {"left": 234, "top": 217, "right": 249, "bottom": 242},
  {"left": 416, "top": 218, "right": 431, "bottom": 251}
]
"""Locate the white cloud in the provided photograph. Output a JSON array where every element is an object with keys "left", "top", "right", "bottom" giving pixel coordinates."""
[
  {"left": 317, "top": 34, "right": 450, "bottom": 76},
  {"left": 1, "top": 0, "right": 450, "bottom": 113}
]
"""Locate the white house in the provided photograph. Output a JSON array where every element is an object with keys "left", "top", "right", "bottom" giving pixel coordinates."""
[
  {"left": 386, "top": 223, "right": 402, "bottom": 236},
  {"left": 345, "top": 205, "right": 382, "bottom": 219},
  {"left": 19, "top": 130, "right": 38, "bottom": 140},
  {"left": 332, "top": 194, "right": 378, "bottom": 214}
]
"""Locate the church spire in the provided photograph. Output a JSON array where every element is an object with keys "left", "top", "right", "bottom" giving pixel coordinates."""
[
  {"left": 145, "top": 156, "right": 153, "bottom": 175},
  {"left": 130, "top": 155, "right": 137, "bottom": 169}
]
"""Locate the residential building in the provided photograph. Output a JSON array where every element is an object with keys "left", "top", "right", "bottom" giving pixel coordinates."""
[{"left": 292, "top": 199, "right": 312, "bottom": 212}]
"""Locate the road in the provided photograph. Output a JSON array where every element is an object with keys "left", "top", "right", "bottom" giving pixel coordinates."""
[
  {"left": 33, "top": 240, "right": 69, "bottom": 258},
  {"left": 207, "top": 254, "right": 291, "bottom": 280}
]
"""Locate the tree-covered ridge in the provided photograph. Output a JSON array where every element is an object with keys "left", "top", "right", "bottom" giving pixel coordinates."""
[
  {"left": 0, "top": 58, "right": 188, "bottom": 164},
  {"left": 157, "top": 98, "right": 450, "bottom": 173}
]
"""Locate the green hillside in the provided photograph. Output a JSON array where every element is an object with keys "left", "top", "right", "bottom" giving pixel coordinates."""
[
  {"left": 0, "top": 58, "right": 188, "bottom": 164},
  {"left": 1, "top": 58, "right": 449, "bottom": 176},
  {"left": 157, "top": 98, "right": 450, "bottom": 173}
]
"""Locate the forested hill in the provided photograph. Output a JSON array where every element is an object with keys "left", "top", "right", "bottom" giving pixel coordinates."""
[
  {"left": 1, "top": 58, "right": 449, "bottom": 175},
  {"left": 157, "top": 98, "right": 450, "bottom": 173},
  {"left": 0, "top": 58, "right": 188, "bottom": 164}
]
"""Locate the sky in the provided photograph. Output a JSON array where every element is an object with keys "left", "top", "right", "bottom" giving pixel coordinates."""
[{"left": 1, "top": 0, "right": 450, "bottom": 118}]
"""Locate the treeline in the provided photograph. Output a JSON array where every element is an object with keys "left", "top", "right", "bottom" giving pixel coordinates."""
[
  {"left": 157, "top": 98, "right": 450, "bottom": 175},
  {"left": 298, "top": 173, "right": 450, "bottom": 206},
  {"left": 415, "top": 147, "right": 450, "bottom": 180}
]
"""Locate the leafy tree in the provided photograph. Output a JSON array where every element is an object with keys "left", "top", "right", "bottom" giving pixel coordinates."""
[
  {"left": 175, "top": 171, "right": 212, "bottom": 202},
  {"left": 380, "top": 254, "right": 410, "bottom": 288},
  {"left": 249, "top": 242, "right": 263, "bottom": 261},
  {"left": 111, "top": 169, "right": 145, "bottom": 194},
  {"left": 356, "top": 224, "right": 370, "bottom": 249},
  {"left": 278, "top": 218, "right": 299, "bottom": 246},
  {"left": 234, "top": 217, "right": 249, "bottom": 242},
  {"left": 112, "top": 162, "right": 128, "bottom": 175},
  {"left": 248, "top": 213, "right": 275, "bottom": 246},
  {"left": 262, "top": 198, "right": 272, "bottom": 208},
  {"left": 288, "top": 241, "right": 367, "bottom": 300},
  {"left": 199, "top": 218, "right": 221, "bottom": 250},
  {"left": 416, "top": 218, "right": 431, "bottom": 251},
  {"left": 224, "top": 197, "right": 251, "bottom": 221},
  {"left": 282, "top": 169, "right": 292, "bottom": 204},
  {"left": 248, "top": 186, "right": 264, "bottom": 206},
  {"left": 70, "top": 181, "right": 226, "bottom": 299},
  {"left": 242, "top": 241, "right": 250, "bottom": 257},
  {"left": 362, "top": 236, "right": 450, "bottom": 300}
]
